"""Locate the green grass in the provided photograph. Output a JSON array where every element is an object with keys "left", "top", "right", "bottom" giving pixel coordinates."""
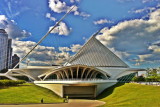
[
  {"left": 98, "top": 83, "right": 160, "bottom": 107},
  {"left": 0, "top": 83, "right": 63, "bottom": 104}
]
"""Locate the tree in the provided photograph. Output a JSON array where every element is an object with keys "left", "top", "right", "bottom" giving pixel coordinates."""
[
  {"left": 132, "top": 76, "right": 145, "bottom": 82},
  {"left": 146, "top": 68, "right": 160, "bottom": 82}
]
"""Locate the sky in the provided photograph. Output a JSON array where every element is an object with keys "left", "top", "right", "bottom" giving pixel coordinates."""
[{"left": 0, "top": 0, "right": 160, "bottom": 68}]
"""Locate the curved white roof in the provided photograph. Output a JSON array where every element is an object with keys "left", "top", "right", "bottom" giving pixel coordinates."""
[{"left": 67, "top": 36, "right": 129, "bottom": 68}]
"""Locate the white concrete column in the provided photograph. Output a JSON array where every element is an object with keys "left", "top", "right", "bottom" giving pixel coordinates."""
[
  {"left": 81, "top": 67, "right": 87, "bottom": 79},
  {"left": 93, "top": 72, "right": 99, "bottom": 78},
  {"left": 90, "top": 71, "right": 97, "bottom": 79},
  {"left": 76, "top": 66, "right": 79, "bottom": 78},
  {"left": 55, "top": 73, "right": 60, "bottom": 79},
  {"left": 59, "top": 71, "right": 64, "bottom": 79},
  {"left": 63, "top": 69, "right": 69, "bottom": 79},
  {"left": 70, "top": 67, "right": 73, "bottom": 79},
  {"left": 85, "top": 68, "right": 93, "bottom": 79}
]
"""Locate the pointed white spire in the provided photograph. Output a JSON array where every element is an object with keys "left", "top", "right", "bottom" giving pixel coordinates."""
[{"left": 67, "top": 36, "right": 129, "bottom": 68}]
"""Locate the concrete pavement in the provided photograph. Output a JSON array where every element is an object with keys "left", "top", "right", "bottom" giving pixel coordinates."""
[{"left": 0, "top": 99, "right": 105, "bottom": 107}]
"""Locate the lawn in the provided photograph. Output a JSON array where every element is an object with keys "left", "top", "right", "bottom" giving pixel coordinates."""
[
  {"left": 0, "top": 83, "right": 63, "bottom": 104},
  {"left": 97, "top": 83, "right": 160, "bottom": 107}
]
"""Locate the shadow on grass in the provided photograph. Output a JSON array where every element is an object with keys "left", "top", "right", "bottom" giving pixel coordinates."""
[
  {"left": 96, "top": 83, "right": 125, "bottom": 100},
  {"left": 0, "top": 86, "right": 8, "bottom": 89},
  {"left": 17, "top": 84, "right": 32, "bottom": 87}
]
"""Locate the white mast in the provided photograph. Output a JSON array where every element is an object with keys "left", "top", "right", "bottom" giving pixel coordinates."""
[{"left": 13, "top": 6, "right": 75, "bottom": 69}]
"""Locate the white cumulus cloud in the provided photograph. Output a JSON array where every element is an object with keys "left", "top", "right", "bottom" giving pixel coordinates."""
[
  {"left": 142, "top": 0, "right": 159, "bottom": 3},
  {"left": 46, "top": 13, "right": 56, "bottom": 21},
  {"left": 12, "top": 40, "right": 71, "bottom": 66},
  {"left": 70, "top": 0, "right": 80, "bottom": 3},
  {"left": 94, "top": 19, "right": 114, "bottom": 25},
  {"left": 59, "top": 44, "right": 82, "bottom": 52},
  {"left": 0, "top": 15, "right": 31, "bottom": 40},
  {"left": 50, "top": 22, "right": 72, "bottom": 36},
  {"left": 48, "top": 0, "right": 90, "bottom": 18},
  {"left": 129, "top": 4, "right": 160, "bottom": 14},
  {"left": 70, "top": 44, "right": 82, "bottom": 52},
  {"left": 96, "top": 9, "right": 160, "bottom": 65}
]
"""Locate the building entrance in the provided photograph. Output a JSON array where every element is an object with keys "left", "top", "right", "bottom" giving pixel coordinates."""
[{"left": 63, "top": 85, "right": 96, "bottom": 98}]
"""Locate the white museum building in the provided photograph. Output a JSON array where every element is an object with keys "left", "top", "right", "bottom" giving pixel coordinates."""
[{"left": 2, "top": 34, "right": 144, "bottom": 98}]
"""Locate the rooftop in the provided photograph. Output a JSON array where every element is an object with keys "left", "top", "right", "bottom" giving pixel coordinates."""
[
  {"left": 66, "top": 36, "right": 129, "bottom": 68},
  {"left": 0, "top": 29, "right": 6, "bottom": 33}
]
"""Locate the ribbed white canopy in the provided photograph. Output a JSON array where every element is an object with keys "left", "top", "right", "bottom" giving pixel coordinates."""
[{"left": 67, "top": 36, "right": 129, "bottom": 68}]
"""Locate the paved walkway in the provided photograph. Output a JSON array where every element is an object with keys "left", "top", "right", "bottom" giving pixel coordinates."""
[{"left": 0, "top": 99, "right": 105, "bottom": 107}]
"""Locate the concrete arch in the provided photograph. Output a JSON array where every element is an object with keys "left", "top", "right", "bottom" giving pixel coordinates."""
[{"left": 43, "top": 65, "right": 110, "bottom": 80}]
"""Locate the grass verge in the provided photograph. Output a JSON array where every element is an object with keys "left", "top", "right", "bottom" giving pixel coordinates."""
[
  {"left": 0, "top": 83, "right": 63, "bottom": 104},
  {"left": 97, "top": 83, "right": 160, "bottom": 107}
]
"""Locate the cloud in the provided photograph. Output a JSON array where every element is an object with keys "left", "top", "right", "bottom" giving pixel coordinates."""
[
  {"left": 59, "top": 44, "right": 82, "bottom": 53},
  {"left": 48, "top": 0, "right": 90, "bottom": 18},
  {"left": 49, "top": 0, "right": 71, "bottom": 13},
  {"left": 12, "top": 40, "right": 71, "bottom": 66},
  {"left": 46, "top": 13, "right": 56, "bottom": 21},
  {"left": 140, "top": 41, "right": 160, "bottom": 62},
  {"left": 70, "top": 44, "right": 82, "bottom": 52},
  {"left": 142, "top": 0, "right": 159, "bottom": 3},
  {"left": 0, "top": 15, "right": 31, "bottom": 40},
  {"left": 1, "top": 0, "right": 30, "bottom": 18},
  {"left": 12, "top": 40, "right": 82, "bottom": 66},
  {"left": 70, "top": 0, "right": 80, "bottom": 3},
  {"left": 49, "top": 22, "right": 72, "bottom": 36},
  {"left": 138, "top": 54, "right": 152, "bottom": 62},
  {"left": 131, "top": 7, "right": 155, "bottom": 14},
  {"left": 118, "top": 0, "right": 159, "bottom": 3},
  {"left": 96, "top": 9, "right": 160, "bottom": 66},
  {"left": 129, "top": 4, "right": 160, "bottom": 14},
  {"left": 76, "top": 12, "right": 90, "bottom": 18},
  {"left": 47, "top": 0, "right": 90, "bottom": 34},
  {"left": 94, "top": 19, "right": 114, "bottom": 25},
  {"left": 59, "top": 47, "right": 70, "bottom": 52},
  {"left": 0, "top": 15, "right": 7, "bottom": 21}
]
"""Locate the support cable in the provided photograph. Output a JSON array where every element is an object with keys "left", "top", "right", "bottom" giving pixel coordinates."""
[{"left": 12, "top": 6, "right": 75, "bottom": 69}]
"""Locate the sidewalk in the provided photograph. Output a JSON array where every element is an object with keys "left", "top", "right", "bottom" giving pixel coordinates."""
[{"left": 0, "top": 99, "right": 105, "bottom": 107}]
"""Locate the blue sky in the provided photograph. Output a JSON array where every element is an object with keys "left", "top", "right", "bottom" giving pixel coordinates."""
[{"left": 0, "top": 0, "right": 160, "bottom": 68}]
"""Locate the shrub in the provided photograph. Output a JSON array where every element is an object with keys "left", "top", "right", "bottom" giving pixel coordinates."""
[
  {"left": 132, "top": 77, "right": 138, "bottom": 82},
  {"left": 0, "top": 80, "right": 25, "bottom": 87},
  {"left": 132, "top": 76, "right": 145, "bottom": 82},
  {"left": 146, "top": 76, "right": 160, "bottom": 82}
]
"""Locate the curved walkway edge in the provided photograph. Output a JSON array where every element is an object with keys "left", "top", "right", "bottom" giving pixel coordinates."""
[{"left": 0, "top": 99, "right": 105, "bottom": 107}]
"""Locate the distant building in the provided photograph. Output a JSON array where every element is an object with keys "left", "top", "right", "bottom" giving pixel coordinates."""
[
  {"left": 12, "top": 54, "right": 20, "bottom": 68},
  {"left": 6, "top": 39, "right": 13, "bottom": 69},
  {"left": 0, "top": 29, "right": 13, "bottom": 71},
  {"left": 0, "top": 29, "right": 8, "bottom": 71}
]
